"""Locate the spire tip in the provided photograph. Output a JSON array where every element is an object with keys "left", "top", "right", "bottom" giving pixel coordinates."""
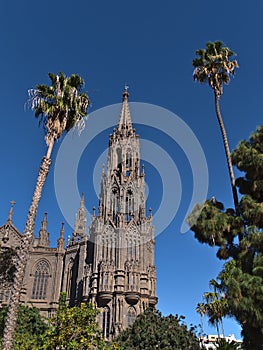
[{"left": 123, "top": 84, "right": 129, "bottom": 101}]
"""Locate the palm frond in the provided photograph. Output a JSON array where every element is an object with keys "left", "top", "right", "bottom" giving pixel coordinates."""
[
  {"left": 28, "top": 72, "right": 90, "bottom": 146},
  {"left": 192, "top": 41, "right": 238, "bottom": 95}
]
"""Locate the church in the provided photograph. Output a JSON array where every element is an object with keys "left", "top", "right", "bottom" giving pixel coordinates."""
[{"left": 0, "top": 89, "right": 157, "bottom": 338}]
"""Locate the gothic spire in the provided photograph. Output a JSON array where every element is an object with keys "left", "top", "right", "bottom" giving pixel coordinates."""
[
  {"left": 98, "top": 88, "right": 147, "bottom": 227},
  {"left": 37, "top": 213, "right": 50, "bottom": 247},
  {"left": 7, "top": 200, "right": 16, "bottom": 223},
  {"left": 116, "top": 86, "right": 135, "bottom": 137},
  {"left": 41, "top": 213, "right": 48, "bottom": 230},
  {"left": 60, "top": 221, "right": 65, "bottom": 238},
  {"left": 57, "top": 222, "right": 65, "bottom": 251},
  {"left": 73, "top": 193, "right": 87, "bottom": 238},
  {"left": 80, "top": 192, "right": 85, "bottom": 207}
]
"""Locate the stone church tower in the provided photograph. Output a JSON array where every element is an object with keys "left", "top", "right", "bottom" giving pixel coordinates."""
[
  {"left": 63, "top": 88, "right": 157, "bottom": 338},
  {"left": 0, "top": 89, "right": 157, "bottom": 338}
]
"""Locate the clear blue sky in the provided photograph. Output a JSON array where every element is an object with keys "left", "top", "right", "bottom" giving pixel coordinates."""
[{"left": 1, "top": 0, "right": 262, "bottom": 339}]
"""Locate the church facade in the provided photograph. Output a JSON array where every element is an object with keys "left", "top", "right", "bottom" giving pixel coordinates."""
[{"left": 0, "top": 89, "right": 157, "bottom": 338}]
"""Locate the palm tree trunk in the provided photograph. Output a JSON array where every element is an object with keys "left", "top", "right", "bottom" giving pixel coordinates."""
[
  {"left": 46, "top": 139, "right": 54, "bottom": 159},
  {"left": 215, "top": 320, "right": 220, "bottom": 338},
  {"left": 214, "top": 91, "right": 243, "bottom": 240},
  {"left": 2, "top": 156, "right": 52, "bottom": 350},
  {"left": 220, "top": 318, "right": 225, "bottom": 338},
  {"left": 200, "top": 314, "right": 205, "bottom": 340}
]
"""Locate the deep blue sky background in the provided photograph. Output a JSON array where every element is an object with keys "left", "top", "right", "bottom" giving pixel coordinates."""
[{"left": 1, "top": 0, "right": 263, "bottom": 339}]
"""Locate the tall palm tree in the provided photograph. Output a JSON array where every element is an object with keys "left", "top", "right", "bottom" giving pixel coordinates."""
[
  {"left": 196, "top": 302, "right": 206, "bottom": 338},
  {"left": 203, "top": 280, "right": 228, "bottom": 340},
  {"left": 209, "top": 279, "right": 226, "bottom": 338},
  {"left": 203, "top": 292, "right": 221, "bottom": 338},
  {"left": 2, "top": 72, "right": 89, "bottom": 350},
  {"left": 192, "top": 41, "right": 240, "bottom": 220}
]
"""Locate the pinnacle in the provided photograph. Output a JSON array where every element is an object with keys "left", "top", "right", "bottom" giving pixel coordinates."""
[
  {"left": 117, "top": 87, "right": 135, "bottom": 136},
  {"left": 7, "top": 200, "right": 16, "bottom": 223}
]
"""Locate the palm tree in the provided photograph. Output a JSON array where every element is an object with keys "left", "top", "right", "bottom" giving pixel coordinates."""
[
  {"left": 2, "top": 72, "right": 89, "bottom": 350},
  {"left": 209, "top": 279, "right": 226, "bottom": 338},
  {"left": 203, "top": 279, "right": 228, "bottom": 340},
  {"left": 203, "top": 292, "right": 221, "bottom": 338},
  {"left": 196, "top": 302, "right": 206, "bottom": 338},
  {"left": 192, "top": 41, "right": 240, "bottom": 220}
]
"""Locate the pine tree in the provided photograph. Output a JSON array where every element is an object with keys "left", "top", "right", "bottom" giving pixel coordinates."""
[
  {"left": 116, "top": 308, "right": 200, "bottom": 349},
  {"left": 188, "top": 126, "right": 263, "bottom": 349}
]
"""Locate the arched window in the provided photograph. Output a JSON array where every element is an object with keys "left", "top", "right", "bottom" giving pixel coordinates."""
[
  {"left": 126, "top": 189, "right": 133, "bottom": 221},
  {"left": 127, "top": 307, "right": 136, "bottom": 327},
  {"left": 31, "top": 260, "right": 49, "bottom": 299},
  {"left": 111, "top": 187, "right": 119, "bottom": 217},
  {"left": 128, "top": 238, "right": 132, "bottom": 257},
  {"left": 66, "top": 260, "right": 73, "bottom": 298},
  {"left": 102, "top": 237, "right": 105, "bottom": 259},
  {"left": 102, "top": 306, "right": 110, "bottom": 339},
  {"left": 104, "top": 272, "right": 109, "bottom": 288},
  {"left": 117, "top": 148, "right": 122, "bottom": 172},
  {"left": 126, "top": 150, "right": 132, "bottom": 169}
]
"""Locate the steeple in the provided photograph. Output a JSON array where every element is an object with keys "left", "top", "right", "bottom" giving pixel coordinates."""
[
  {"left": 99, "top": 89, "right": 147, "bottom": 227},
  {"left": 115, "top": 86, "right": 135, "bottom": 137},
  {"left": 38, "top": 213, "right": 50, "bottom": 247},
  {"left": 64, "top": 89, "right": 157, "bottom": 338},
  {"left": 73, "top": 193, "right": 87, "bottom": 239}
]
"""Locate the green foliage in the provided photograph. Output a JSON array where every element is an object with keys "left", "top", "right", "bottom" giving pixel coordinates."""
[
  {"left": 116, "top": 308, "right": 199, "bottom": 350},
  {"left": 232, "top": 126, "right": 263, "bottom": 202},
  {"left": 216, "top": 338, "right": 241, "bottom": 350},
  {"left": 219, "top": 260, "right": 263, "bottom": 349},
  {"left": 28, "top": 72, "right": 89, "bottom": 145},
  {"left": 0, "top": 247, "right": 17, "bottom": 286},
  {"left": 188, "top": 200, "right": 243, "bottom": 258},
  {"left": 188, "top": 126, "right": 263, "bottom": 349},
  {"left": 41, "top": 293, "right": 118, "bottom": 350},
  {"left": 0, "top": 304, "right": 47, "bottom": 349}
]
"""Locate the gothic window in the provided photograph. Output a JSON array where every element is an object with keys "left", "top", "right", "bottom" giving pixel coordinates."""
[
  {"left": 109, "top": 238, "right": 113, "bottom": 261},
  {"left": 112, "top": 188, "right": 119, "bottom": 222},
  {"left": 126, "top": 150, "right": 132, "bottom": 168},
  {"left": 31, "top": 260, "right": 49, "bottom": 300},
  {"left": 102, "top": 237, "right": 105, "bottom": 259},
  {"left": 117, "top": 148, "right": 122, "bottom": 172},
  {"left": 102, "top": 306, "right": 110, "bottom": 339},
  {"left": 104, "top": 272, "right": 108, "bottom": 288},
  {"left": 66, "top": 260, "right": 73, "bottom": 298},
  {"left": 106, "top": 239, "right": 109, "bottom": 260},
  {"left": 129, "top": 272, "right": 135, "bottom": 289},
  {"left": 128, "top": 239, "right": 132, "bottom": 257},
  {"left": 126, "top": 189, "right": 133, "bottom": 221},
  {"left": 127, "top": 307, "right": 136, "bottom": 327}
]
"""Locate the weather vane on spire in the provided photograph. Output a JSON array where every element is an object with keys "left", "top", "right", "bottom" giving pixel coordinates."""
[{"left": 123, "top": 84, "right": 129, "bottom": 101}]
